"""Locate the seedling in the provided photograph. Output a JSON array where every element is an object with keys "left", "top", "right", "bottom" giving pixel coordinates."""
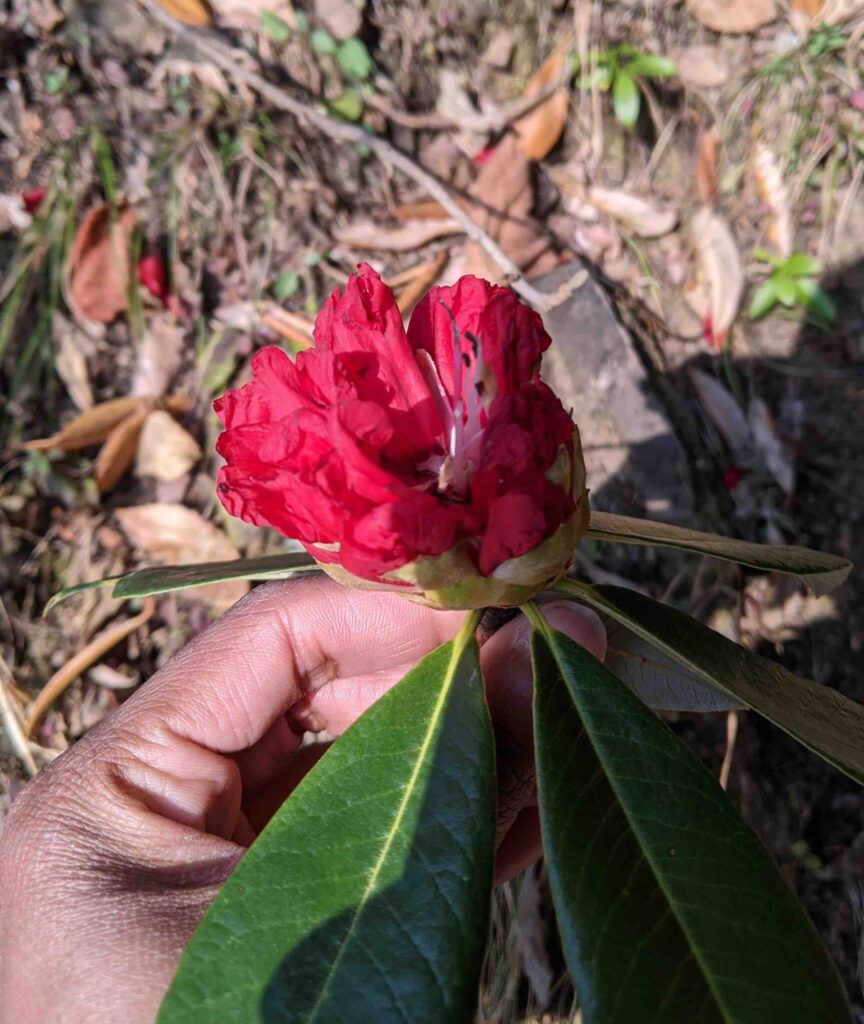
[
  {"left": 575, "top": 45, "right": 677, "bottom": 128},
  {"left": 748, "top": 249, "right": 836, "bottom": 324}
]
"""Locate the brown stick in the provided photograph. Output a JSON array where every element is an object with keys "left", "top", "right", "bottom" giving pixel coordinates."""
[
  {"left": 135, "top": 0, "right": 581, "bottom": 312},
  {"left": 26, "top": 598, "right": 156, "bottom": 738}
]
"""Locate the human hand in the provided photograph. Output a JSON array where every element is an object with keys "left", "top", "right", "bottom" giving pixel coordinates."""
[{"left": 0, "top": 577, "right": 605, "bottom": 1024}]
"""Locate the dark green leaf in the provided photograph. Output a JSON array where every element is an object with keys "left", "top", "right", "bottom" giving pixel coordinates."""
[
  {"left": 600, "top": 613, "right": 741, "bottom": 711},
  {"left": 260, "top": 10, "right": 292, "bottom": 41},
  {"left": 43, "top": 575, "right": 123, "bottom": 615},
  {"left": 531, "top": 618, "right": 852, "bottom": 1024},
  {"left": 586, "top": 510, "right": 852, "bottom": 594},
  {"left": 558, "top": 581, "right": 864, "bottom": 786},
  {"left": 612, "top": 70, "right": 640, "bottom": 127},
  {"left": 624, "top": 53, "right": 677, "bottom": 77},
  {"left": 784, "top": 252, "right": 821, "bottom": 277},
  {"left": 158, "top": 628, "right": 495, "bottom": 1024},
  {"left": 336, "top": 37, "right": 374, "bottom": 80},
  {"left": 748, "top": 280, "right": 778, "bottom": 319}
]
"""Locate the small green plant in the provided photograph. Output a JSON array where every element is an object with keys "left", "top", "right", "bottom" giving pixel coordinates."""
[
  {"left": 748, "top": 249, "right": 836, "bottom": 324},
  {"left": 575, "top": 45, "right": 677, "bottom": 129},
  {"left": 806, "top": 22, "right": 846, "bottom": 59}
]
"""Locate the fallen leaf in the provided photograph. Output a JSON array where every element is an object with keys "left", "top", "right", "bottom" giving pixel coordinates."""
[
  {"left": 26, "top": 0, "right": 65, "bottom": 32},
  {"left": 155, "top": 0, "right": 212, "bottom": 25},
  {"left": 436, "top": 70, "right": 486, "bottom": 156},
  {"left": 115, "top": 504, "right": 249, "bottom": 611},
  {"left": 395, "top": 252, "right": 448, "bottom": 314},
  {"left": 314, "top": 0, "right": 362, "bottom": 40},
  {"left": 94, "top": 408, "right": 150, "bottom": 492},
  {"left": 482, "top": 28, "right": 515, "bottom": 69},
  {"left": 586, "top": 186, "right": 678, "bottom": 238},
  {"left": 695, "top": 127, "right": 719, "bottom": 204},
  {"left": 130, "top": 313, "right": 184, "bottom": 397},
  {"left": 514, "top": 43, "right": 570, "bottom": 160},
  {"left": 25, "top": 397, "right": 151, "bottom": 452},
  {"left": 392, "top": 200, "right": 450, "bottom": 221},
  {"left": 66, "top": 203, "right": 137, "bottom": 326},
  {"left": 675, "top": 44, "right": 730, "bottom": 88},
  {"left": 334, "top": 218, "right": 463, "bottom": 251},
  {"left": 53, "top": 313, "right": 95, "bottom": 411},
  {"left": 461, "top": 135, "right": 555, "bottom": 280},
  {"left": 752, "top": 143, "right": 793, "bottom": 258},
  {"left": 792, "top": 0, "right": 824, "bottom": 14},
  {"left": 749, "top": 397, "right": 795, "bottom": 494},
  {"left": 690, "top": 206, "right": 743, "bottom": 347},
  {"left": 136, "top": 410, "right": 201, "bottom": 481},
  {"left": 212, "top": 0, "right": 294, "bottom": 27},
  {"left": 689, "top": 368, "right": 754, "bottom": 463},
  {"left": 686, "top": 0, "right": 777, "bottom": 32}
]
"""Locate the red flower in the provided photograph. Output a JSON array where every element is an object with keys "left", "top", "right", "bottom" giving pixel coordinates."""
[
  {"left": 21, "top": 188, "right": 46, "bottom": 215},
  {"left": 215, "top": 265, "right": 588, "bottom": 608}
]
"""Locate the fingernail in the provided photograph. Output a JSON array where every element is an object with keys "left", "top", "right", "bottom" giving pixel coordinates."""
[{"left": 536, "top": 601, "right": 607, "bottom": 661}]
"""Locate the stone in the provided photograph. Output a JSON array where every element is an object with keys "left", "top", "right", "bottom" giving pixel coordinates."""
[{"left": 536, "top": 263, "right": 693, "bottom": 520}]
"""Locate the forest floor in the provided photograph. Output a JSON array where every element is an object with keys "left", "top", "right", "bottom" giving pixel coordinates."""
[{"left": 1, "top": 0, "right": 864, "bottom": 1019}]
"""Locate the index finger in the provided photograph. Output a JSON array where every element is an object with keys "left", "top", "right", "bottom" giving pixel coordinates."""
[{"left": 117, "top": 576, "right": 465, "bottom": 753}]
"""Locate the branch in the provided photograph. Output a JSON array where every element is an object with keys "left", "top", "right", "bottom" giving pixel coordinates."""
[{"left": 135, "top": 0, "right": 582, "bottom": 312}]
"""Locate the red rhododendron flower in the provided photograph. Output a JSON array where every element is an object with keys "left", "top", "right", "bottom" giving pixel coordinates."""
[{"left": 215, "top": 265, "right": 588, "bottom": 608}]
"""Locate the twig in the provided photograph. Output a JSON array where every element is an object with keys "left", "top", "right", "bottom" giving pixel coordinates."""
[
  {"left": 135, "top": 0, "right": 580, "bottom": 313},
  {"left": 0, "top": 656, "right": 38, "bottom": 777},
  {"left": 719, "top": 709, "right": 739, "bottom": 791},
  {"left": 364, "top": 81, "right": 565, "bottom": 133},
  {"left": 26, "top": 598, "right": 156, "bottom": 738}
]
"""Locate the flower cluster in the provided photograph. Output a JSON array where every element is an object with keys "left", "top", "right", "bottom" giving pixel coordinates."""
[{"left": 215, "top": 266, "right": 588, "bottom": 608}]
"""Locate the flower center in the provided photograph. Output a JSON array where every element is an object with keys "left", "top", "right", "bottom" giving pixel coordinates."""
[{"left": 415, "top": 310, "right": 488, "bottom": 498}]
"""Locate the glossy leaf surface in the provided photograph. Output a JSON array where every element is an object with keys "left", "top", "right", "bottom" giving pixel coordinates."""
[
  {"left": 532, "top": 619, "right": 852, "bottom": 1024},
  {"left": 159, "top": 630, "right": 495, "bottom": 1024}
]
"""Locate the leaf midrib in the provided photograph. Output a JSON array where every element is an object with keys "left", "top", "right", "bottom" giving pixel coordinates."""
[
  {"left": 533, "top": 615, "right": 732, "bottom": 1024},
  {"left": 303, "top": 626, "right": 476, "bottom": 1023}
]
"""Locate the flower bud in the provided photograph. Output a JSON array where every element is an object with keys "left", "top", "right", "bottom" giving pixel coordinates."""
[{"left": 215, "top": 266, "right": 589, "bottom": 609}]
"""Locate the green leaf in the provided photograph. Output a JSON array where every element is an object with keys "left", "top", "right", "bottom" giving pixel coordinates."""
[
  {"left": 336, "top": 37, "right": 374, "bottom": 80},
  {"left": 260, "top": 10, "right": 292, "bottom": 41},
  {"left": 46, "top": 553, "right": 320, "bottom": 612},
  {"left": 310, "top": 28, "right": 337, "bottom": 55},
  {"left": 158, "top": 626, "right": 495, "bottom": 1024},
  {"left": 328, "top": 89, "right": 364, "bottom": 121},
  {"left": 591, "top": 64, "right": 613, "bottom": 90},
  {"left": 612, "top": 69, "right": 640, "bottom": 127},
  {"left": 624, "top": 53, "right": 677, "bottom": 78},
  {"left": 558, "top": 581, "right": 864, "bottom": 786},
  {"left": 783, "top": 252, "right": 821, "bottom": 277},
  {"left": 586, "top": 510, "right": 852, "bottom": 594},
  {"left": 748, "top": 279, "right": 778, "bottom": 319},
  {"left": 113, "top": 553, "right": 319, "bottom": 599},
  {"left": 273, "top": 270, "right": 300, "bottom": 299},
  {"left": 795, "top": 277, "right": 837, "bottom": 323},
  {"left": 600, "top": 613, "right": 741, "bottom": 711},
  {"left": 773, "top": 271, "right": 797, "bottom": 307},
  {"left": 530, "top": 616, "right": 853, "bottom": 1024}
]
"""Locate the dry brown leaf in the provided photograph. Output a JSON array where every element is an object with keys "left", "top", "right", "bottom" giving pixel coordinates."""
[
  {"left": 25, "top": 396, "right": 151, "bottom": 452},
  {"left": 462, "top": 135, "right": 555, "bottom": 281},
  {"left": 395, "top": 252, "right": 448, "bottom": 314},
  {"left": 334, "top": 218, "right": 463, "bottom": 252},
  {"left": 690, "top": 206, "right": 743, "bottom": 346},
  {"left": 586, "top": 186, "right": 678, "bottom": 238},
  {"left": 675, "top": 45, "right": 730, "bottom": 88},
  {"left": 686, "top": 0, "right": 776, "bottom": 32},
  {"left": 130, "top": 313, "right": 184, "bottom": 397},
  {"left": 392, "top": 200, "right": 450, "bottom": 221},
  {"left": 689, "top": 368, "right": 754, "bottom": 463},
  {"left": 66, "top": 203, "right": 137, "bottom": 325},
  {"left": 695, "top": 127, "right": 719, "bottom": 205},
  {"left": 213, "top": 0, "right": 294, "bottom": 26},
  {"left": 514, "top": 44, "right": 570, "bottom": 160},
  {"left": 792, "top": 0, "right": 824, "bottom": 14},
  {"left": 748, "top": 398, "right": 795, "bottom": 494},
  {"left": 115, "top": 504, "right": 249, "bottom": 611},
  {"left": 155, "top": 0, "right": 212, "bottom": 25},
  {"left": 53, "top": 313, "right": 95, "bottom": 411},
  {"left": 95, "top": 407, "right": 150, "bottom": 492},
  {"left": 136, "top": 410, "right": 202, "bottom": 481},
  {"left": 752, "top": 143, "right": 793, "bottom": 258}
]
